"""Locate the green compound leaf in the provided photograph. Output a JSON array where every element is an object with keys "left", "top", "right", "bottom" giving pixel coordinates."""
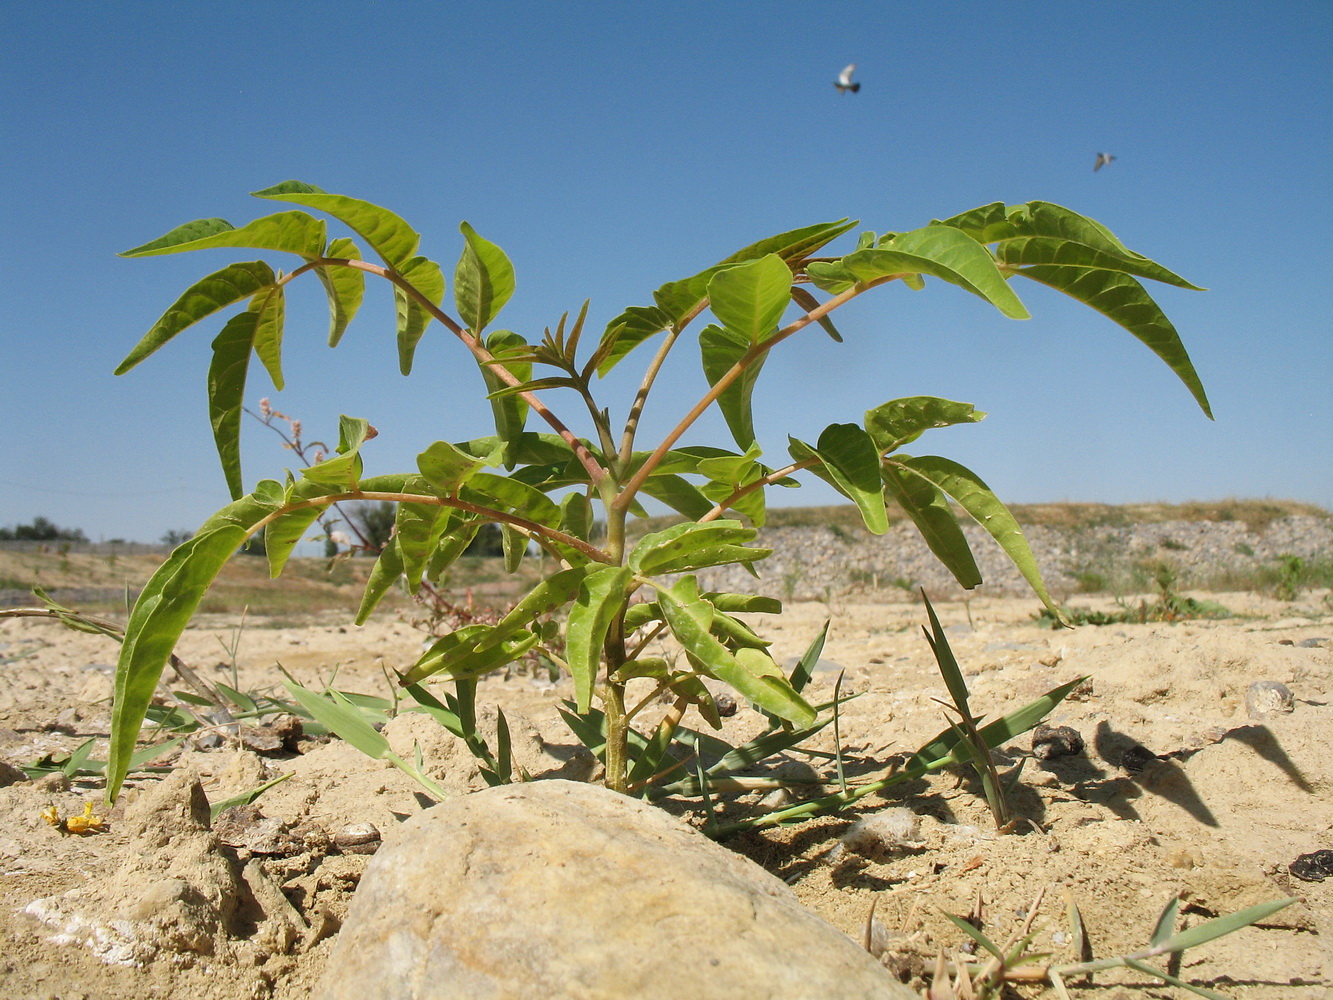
[
  {"left": 593, "top": 305, "right": 673, "bottom": 378},
  {"left": 394, "top": 488, "right": 443, "bottom": 593},
  {"left": 108, "top": 485, "right": 283, "bottom": 801},
  {"left": 355, "top": 537, "right": 405, "bottom": 625},
  {"left": 700, "top": 324, "right": 765, "bottom": 451},
  {"left": 628, "top": 520, "right": 770, "bottom": 576},
  {"left": 401, "top": 624, "right": 539, "bottom": 685},
  {"left": 1000, "top": 201, "right": 1204, "bottom": 290},
  {"left": 789, "top": 424, "right": 888, "bottom": 535},
  {"left": 594, "top": 219, "right": 856, "bottom": 376},
  {"left": 207, "top": 311, "right": 259, "bottom": 500},
  {"left": 833, "top": 226, "right": 1030, "bottom": 319},
  {"left": 657, "top": 585, "right": 816, "bottom": 726},
  {"left": 250, "top": 282, "right": 285, "bottom": 390},
  {"left": 891, "top": 454, "right": 1059, "bottom": 614},
  {"left": 119, "top": 210, "right": 327, "bottom": 259},
  {"left": 864, "top": 396, "right": 985, "bottom": 456},
  {"left": 265, "top": 480, "right": 341, "bottom": 577},
  {"left": 1009, "top": 263, "right": 1212, "bottom": 418},
  {"left": 316, "top": 237, "right": 365, "bottom": 346},
  {"left": 882, "top": 462, "right": 981, "bottom": 589},
  {"left": 116, "top": 261, "right": 276, "bottom": 373},
  {"left": 300, "top": 414, "right": 372, "bottom": 491},
  {"left": 455, "top": 222, "right": 516, "bottom": 334},
  {"left": 252, "top": 180, "right": 420, "bottom": 269},
  {"left": 394, "top": 255, "right": 446, "bottom": 376},
  {"left": 565, "top": 566, "right": 632, "bottom": 712},
  {"left": 707, "top": 253, "right": 793, "bottom": 344},
  {"left": 418, "top": 439, "right": 489, "bottom": 495}
]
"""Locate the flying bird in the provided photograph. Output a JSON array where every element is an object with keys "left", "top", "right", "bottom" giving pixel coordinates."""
[
  {"left": 1094, "top": 152, "right": 1116, "bottom": 172},
  {"left": 834, "top": 64, "right": 860, "bottom": 94}
]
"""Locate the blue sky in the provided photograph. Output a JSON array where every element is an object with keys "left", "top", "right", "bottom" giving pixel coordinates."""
[{"left": 2, "top": 1, "right": 1330, "bottom": 543}]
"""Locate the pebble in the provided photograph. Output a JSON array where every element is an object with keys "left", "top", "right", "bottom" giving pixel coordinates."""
[
  {"left": 1245, "top": 680, "right": 1295, "bottom": 718},
  {"left": 1031, "top": 724, "right": 1085, "bottom": 761},
  {"left": 333, "top": 822, "right": 381, "bottom": 855},
  {"left": 1289, "top": 849, "right": 1333, "bottom": 882}
]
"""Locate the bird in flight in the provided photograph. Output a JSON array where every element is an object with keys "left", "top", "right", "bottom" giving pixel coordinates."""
[
  {"left": 834, "top": 64, "right": 860, "bottom": 94},
  {"left": 1094, "top": 152, "right": 1116, "bottom": 172}
]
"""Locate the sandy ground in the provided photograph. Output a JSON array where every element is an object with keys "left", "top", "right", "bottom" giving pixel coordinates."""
[{"left": 0, "top": 589, "right": 1330, "bottom": 998}]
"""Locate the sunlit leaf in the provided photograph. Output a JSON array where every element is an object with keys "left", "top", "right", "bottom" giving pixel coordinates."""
[
  {"left": 707, "top": 253, "right": 793, "bottom": 343},
  {"left": 417, "top": 440, "right": 488, "bottom": 495},
  {"left": 565, "top": 566, "right": 632, "bottom": 712},
  {"left": 864, "top": 396, "right": 985, "bottom": 455},
  {"left": 789, "top": 424, "right": 888, "bottom": 535},
  {"left": 300, "top": 414, "right": 372, "bottom": 490},
  {"left": 316, "top": 236, "right": 365, "bottom": 346},
  {"left": 207, "top": 311, "right": 259, "bottom": 500},
  {"left": 283, "top": 682, "right": 389, "bottom": 760},
  {"left": 882, "top": 463, "right": 981, "bottom": 589},
  {"left": 891, "top": 454, "right": 1058, "bottom": 613},
  {"left": 700, "top": 324, "right": 765, "bottom": 450},
  {"left": 593, "top": 305, "right": 672, "bottom": 378},
  {"left": 108, "top": 486, "right": 283, "bottom": 801},
  {"left": 265, "top": 480, "right": 340, "bottom": 577},
  {"left": 355, "top": 537, "right": 404, "bottom": 625},
  {"left": 401, "top": 624, "right": 539, "bottom": 685},
  {"left": 657, "top": 585, "right": 816, "bottom": 726},
  {"left": 394, "top": 255, "right": 445, "bottom": 376},
  {"left": 120, "top": 210, "right": 327, "bottom": 258},
  {"left": 628, "top": 520, "right": 769, "bottom": 576},
  {"left": 252, "top": 180, "right": 420, "bottom": 269},
  {"left": 116, "top": 261, "right": 275, "bottom": 373},
  {"left": 455, "top": 222, "right": 515, "bottom": 334},
  {"left": 250, "top": 283, "right": 285, "bottom": 390},
  {"left": 476, "top": 567, "right": 593, "bottom": 651},
  {"left": 835, "top": 226, "right": 1030, "bottom": 319}
]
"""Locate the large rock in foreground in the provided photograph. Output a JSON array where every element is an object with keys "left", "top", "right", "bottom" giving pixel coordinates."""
[{"left": 319, "top": 779, "right": 913, "bottom": 1000}]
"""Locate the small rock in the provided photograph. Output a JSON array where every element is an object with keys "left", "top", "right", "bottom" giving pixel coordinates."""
[
  {"left": 1031, "top": 724, "right": 1084, "bottom": 761},
  {"left": 1289, "top": 849, "right": 1333, "bottom": 882},
  {"left": 333, "top": 823, "right": 381, "bottom": 855},
  {"left": 714, "top": 692, "right": 738, "bottom": 718},
  {"left": 1245, "top": 680, "right": 1295, "bottom": 718},
  {"left": 239, "top": 726, "right": 286, "bottom": 756},
  {"left": 33, "top": 771, "right": 70, "bottom": 792},
  {"left": 213, "top": 804, "right": 295, "bottom": 855},
  {"left": 1297, "top": 637, "right": 1327, "bottom": 648}
]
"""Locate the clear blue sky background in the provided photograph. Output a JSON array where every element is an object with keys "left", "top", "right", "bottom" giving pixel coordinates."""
[{"left": 2, "top": 1, "right": 1329, "bottom": 543}]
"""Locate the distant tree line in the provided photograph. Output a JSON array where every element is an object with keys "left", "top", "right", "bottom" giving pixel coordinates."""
[{"left": 0, "top": 517, "right": 87, "bottom": 542}]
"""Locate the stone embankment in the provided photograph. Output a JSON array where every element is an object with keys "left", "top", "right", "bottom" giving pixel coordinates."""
[{"left": 693, "top": 515, "right": 1333, "bottom": 601}]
